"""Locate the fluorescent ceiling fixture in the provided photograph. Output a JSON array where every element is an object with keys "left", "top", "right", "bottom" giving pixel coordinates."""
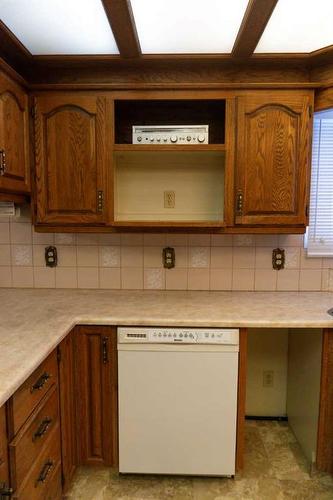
[
  {"left": 255, "top": 0, "right": 333, "bottom": 53},
  {"left": 131, "top": 0, "right": 248, "bottom": 54},
  {"left": 0, "top": 0, "right": 119, "bottom": 55}
]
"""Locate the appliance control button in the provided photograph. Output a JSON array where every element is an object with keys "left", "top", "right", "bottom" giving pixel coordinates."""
[
  {"left": 179, "top": 333, "right": 183, "bottom": 338},
  {"left": 137, "top": 136, "right": 142, "bottom": 142},
  {"left": 186, "top": 136, "right": 191, "bottom": 142},
  {"left": 170, "top": 135, "right": 178, "bottom": 143},
  {"left": 197, "top": 134, "right": 205, "bottom": 143},
  {"left": 150, "top": 137, "right": 154, "bottom": 142},
  {"left": 163, "top": 137, "right": 168, "bottom": 142},
  {"left": 156, "top": 136, "right": 161, "bottom": 142}
]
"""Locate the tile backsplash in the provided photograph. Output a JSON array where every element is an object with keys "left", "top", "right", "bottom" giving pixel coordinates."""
[{"left": 0, "top": 211, "right": 332, "bottom": 291}]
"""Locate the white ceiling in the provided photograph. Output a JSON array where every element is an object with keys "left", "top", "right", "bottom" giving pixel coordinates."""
[
  {"left": 255, "top": 0, "right": 333, "bottom": 53},
  {"left": 0, "top": 0, "right": 332, "bottom": 56},
  {"left": 0, "top": 0, "right": 119, "bottom": 55},
  {"left": 130, "top": 0, "right": 248, "bottom": 54}
]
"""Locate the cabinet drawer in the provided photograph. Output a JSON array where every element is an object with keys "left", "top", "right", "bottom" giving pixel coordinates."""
[
  {"left": 9, "top": 385, "right": 59, "bottom": 490},
  {"left": 13, "top": 424, "right": 61, "bottom": 500},
  {"left": 9, "top": 351, "right": 58, "bottom": 436}
]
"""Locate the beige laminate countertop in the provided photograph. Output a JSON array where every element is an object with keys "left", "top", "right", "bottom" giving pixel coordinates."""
[{"left": 1, "top": 289, "right": 333, "bottom": 407}]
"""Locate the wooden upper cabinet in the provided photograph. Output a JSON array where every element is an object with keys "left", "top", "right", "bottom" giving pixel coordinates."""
[
  {"left": 0, "top": 72, "right": 30, "bottom": 194},
  {"left": 34, "top": 93, "right": 111, "bottom": 225},
  {"left": 235, "top": 92, "right": 313, "bottom": 226}
]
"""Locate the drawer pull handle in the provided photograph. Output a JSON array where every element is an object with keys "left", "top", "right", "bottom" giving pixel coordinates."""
[
  {"left": 32, "top": 417, "right": 52, "bottom": 441},
  {"left": 36, "top": 460, "right": 53, "bottom": 485},
  {"left": 102, "top": 336, "right": 108, "bottom": 364},
  {"left": 0, "top": 482, "right": 13, "bottom": 496},
  {"left": 31, "top": 372, "right": 51, "bottom": 393},
  {"left": 0, "top": 150, "right": 6, "bottom": 176}
]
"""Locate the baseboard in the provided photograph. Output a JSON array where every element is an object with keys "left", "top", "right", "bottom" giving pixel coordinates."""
[{"left": 245, "top": 415, "right": 288, "bottom": 421}]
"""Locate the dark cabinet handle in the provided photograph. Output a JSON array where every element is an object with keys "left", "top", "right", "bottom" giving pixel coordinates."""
[
  {"left": 0, "top": 482, "right": 13, "bottom": 497},
  {"left": 31, "top": 372, "right": 51, "bottom": 393},
  {"left": 32, "top": 417, "right": 52, "bottom": 441},
  {"left": 0, "top": 150, "right": 6, "bottom": 176},
  {"left": 36, "top": 460, "right": 53, "bottom": 485},
  {"left": 102, "top": 337, "right": 108, "bottom": 364}
]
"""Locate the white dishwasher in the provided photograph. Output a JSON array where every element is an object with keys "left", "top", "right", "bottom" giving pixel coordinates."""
[{"left": 118, "top": 327, "right": 239, "bottom": 477}]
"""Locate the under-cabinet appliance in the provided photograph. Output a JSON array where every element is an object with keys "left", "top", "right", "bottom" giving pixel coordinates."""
[
  {"left": 118, "top": 327, "right": 239, "bottom": 476},
  {"left": 132, "top": 125, "right": 209, "bottom": 144}
]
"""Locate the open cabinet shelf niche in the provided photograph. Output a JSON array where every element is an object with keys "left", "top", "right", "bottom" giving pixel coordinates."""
[
  {"left": 114, "top": 150, "right": 225, "bottom": 223},
  {"left": 114, "top": 99, "right": 226, "bottom": 144}
]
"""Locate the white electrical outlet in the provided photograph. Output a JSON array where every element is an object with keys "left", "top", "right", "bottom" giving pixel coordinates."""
[
  {"left": 263, "top": 370, "right": 274, "bottom": 387},
  {"left": 164, "top": 191, "right": 175, "bottom": 208}
]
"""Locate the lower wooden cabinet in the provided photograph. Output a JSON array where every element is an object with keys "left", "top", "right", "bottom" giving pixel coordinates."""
[
  {"left": 0, "top": 405, "right": 11, "bottom": 497},
  {"left": 7, "top": 351, "right": 61, "bottom": 500},
  {"left": 12, "top": 425, "right": 61, "bottom": 500},
  {"left": 1, "top": 325, "right": 118, "bottom": 498},
  {"left": 74, "top": 325, "right": 118, "bottom": 466},
  {"left": 7, "top": 351, "right": 58, "bottom": 439},
  {"left": 58, "top": 330, "right": 77, "bottom": 493}
]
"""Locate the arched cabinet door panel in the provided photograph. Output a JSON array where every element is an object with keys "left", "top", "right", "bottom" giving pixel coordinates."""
[
  {"left": 235, "top": 92, "right": 313, "bottom": 226},
  {"left": 35, "top": 94, "right": 111, "bottom": 225},
  {"left": 0, "top": 72, "right": 30, "bottom": 194}
]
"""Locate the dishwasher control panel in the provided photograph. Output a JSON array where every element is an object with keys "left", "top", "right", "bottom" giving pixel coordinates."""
[{"left": 118, "top": 327, "right": 239, "bottom": 345}]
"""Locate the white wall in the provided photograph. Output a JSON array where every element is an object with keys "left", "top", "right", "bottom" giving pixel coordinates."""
[
  {"left": 287, "top": 329, "right": 322, "bottom": 464},
  {"left": 246, "top": 328, "right": 289, "bottom": 417}
]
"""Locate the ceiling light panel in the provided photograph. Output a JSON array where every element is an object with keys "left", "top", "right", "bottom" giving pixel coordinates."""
[
  {"left": 0, "top": 0, "right": 119, "bottom": 55},
  {"left": 255, "top": 0, "right": 333, "bottom": 53},
  {"left": 131, "top": 0, "right": 249, "bottom": 54}
]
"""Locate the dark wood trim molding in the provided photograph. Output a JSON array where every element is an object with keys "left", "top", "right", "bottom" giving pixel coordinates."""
[
  {"left": 26, "top": 57, "right": 311, "bottom": 87},
  {"left": 316, "top": 329, "right": 333, "bottom": 473},
  {"left": 0, "top": 57, "right": 28, "bottom": 87},
  {"left": 101, "top": 0, "right": 141, "bottom": 58},
  {"left": 232, "top": 0, "right": 279, "bottom": 58},
  {"left": 0, "top": 20, "right": 32, "bottom": 77},
  {"left": 315, "top": 87, "right": 333, "bottom": 111},
  {"left": 309, "top": 45, "right": 333, "bottom": 66}
]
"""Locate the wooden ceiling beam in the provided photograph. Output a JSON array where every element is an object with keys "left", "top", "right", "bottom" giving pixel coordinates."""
[
  {"left": 101, "top": 0, "right": 141, "bottom": 58},
  {"left": 232, "top": 0, "right": 279, "bottom": 58},
  {"left": 0, "top": 20, "right": 32, "bottom": 77}
]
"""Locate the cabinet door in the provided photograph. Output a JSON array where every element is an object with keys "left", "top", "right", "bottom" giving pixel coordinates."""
[
  {"left": 58, "top": 332, "right": 76, "bottom": 493},
  {"left": 0, "top": 72, "right": 30, "bottom": 194},
  {"left": 74, "top": 326, "right": 117, "bottom": 466},
  {"left": 235, "top": 92, "right": 313, "bottom": 226},
  {"left": 34, "top": 94, "right": 111, "bottom": 225},
  {"left": 0, "top": 405, "right": 10, "bottom": 495}
]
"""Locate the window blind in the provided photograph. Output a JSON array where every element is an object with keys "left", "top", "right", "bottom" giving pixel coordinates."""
[{"left": 307, "top": 110, "right": 333, "bottom": 256}]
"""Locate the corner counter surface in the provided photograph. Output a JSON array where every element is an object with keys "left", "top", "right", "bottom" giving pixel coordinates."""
[{"left": 0, "top": 289, "right": 333, "bottom": 407}]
